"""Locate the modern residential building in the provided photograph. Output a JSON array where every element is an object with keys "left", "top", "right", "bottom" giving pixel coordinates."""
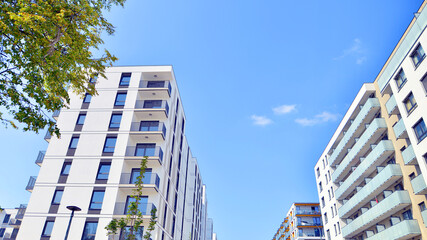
[
  {"left": 17, "top": 65, "right": 212, "bottom": 240},
  {"left": 206, "top": 218, "right": 213, "bottom": 240},
  {"left": 0, "top": 205, "right": 26, "bottom": 240},
  {"left": 315, "top": 1, "right": 427, "bottom": 239},
  {"left": 272, "top": 203, "right": 323, "bottom": 240}
]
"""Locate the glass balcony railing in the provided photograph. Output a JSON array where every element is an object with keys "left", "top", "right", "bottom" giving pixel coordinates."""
[
  {"left": 52, "top": 109, "right": 60, "bottom": 120},
  {"left": 402, "top": 145, "right": 417, "bottom": 165},
  {"left": 338, "top": 164, "right": 402, "bottom": 218},
  {"left": 125, "top": 146, "right": 163, "bottom": 164},
  {"left": 365, "top": 220, "right": 420, "bottom": 240},
  {"left": 421, "top": 210, "right": 427, "bottom": 228},
  {"left": 25, "top": 176, "right": 37, "bottom": 192},
  {"left": 135, "top": 100, "right": 169, "bottom": 117},
  {"left": 119, "top": 173, "right": 160, "bottom": 189},
  {"left": 332, "top": 118, "right": 387, "bottom": 183},
  {"left": 410, "top": 174, "right": 427, "bottom": 195},
  {"left": 139, "top": 80, "right": 172, "bottom": 96},
  {"left": 342, "top": 190, "right": 411, "bottom": 238},
  {"left": 130, "top": 122, "right": 167, "bottom": 138},
  {"left": 329, "top": 98, "right": 380, "bottom": 166},
  {"left": 385, "top": 95, "right": 397, "bottom": 115},
  {"left": 296, "top": 210, "right": 321, "bottom": 215},
  {"left": 393, "top": 118, "right": 407, "bottom": 139},
  {"left": 114, "top": 202, "right": 156, "bottom": 216},
  {"left": 44, "top": 131, "right": 51, "bottom": 142},
  {"left": 35, "top": 150, "right": 46, "bottom": 166}
]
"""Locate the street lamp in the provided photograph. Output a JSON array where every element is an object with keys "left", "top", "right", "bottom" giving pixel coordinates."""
[{"left": 64, "top": 205, "right": 81, "bottom": 240}]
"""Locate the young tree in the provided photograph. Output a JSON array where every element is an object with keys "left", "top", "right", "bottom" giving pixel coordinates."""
[
  {"left": 105, "top": 157, "right": 157, "bottom": 240},
  {"left": 0, "top": 0, "right": 125, "bottom": 136}
]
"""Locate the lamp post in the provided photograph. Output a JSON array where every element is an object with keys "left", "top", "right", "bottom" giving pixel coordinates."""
[{"left": 65, "top": 205, "right": 81, "bottom": 240}]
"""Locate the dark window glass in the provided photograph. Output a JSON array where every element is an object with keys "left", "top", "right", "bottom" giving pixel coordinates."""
[
  {"left": 120, "top": 226, "right": 143, "bottom": 240},
  {"left": 82, "top": 222, "right": 98, "bottom": 240},
  {"left": 143, "top": 100, "right": 162, "bottom": 108},
  {"left": 404, "top": 93, "right": 417, "bottom": 113},
  {"left": 412, "top": 44, "right": 426, "bottom": 67},
  {"left": 314, "top": 228, "right": 321, "bottom": 237},
  {"left": 395, "top": 69, "right": 407, "bottom": 89},
  {"left": 147, "top": 81, "right": 164, "bottom": 88},
  {"left": 89, "top": 191, "right": 105, "bottom": 210},
  {"left": 97, "top": 163, "right": 111, "bottom": 180},
  {"left": 402, "top": 210, "right": 413, "bottom": 220},
  {"left": 109, "top": 114, "right": 122, "bottom": 128},
  {"left": 103, "top": 137, "right": 117, "bottom": 153},
  {"left": 0, "top": 228, "right": 5, "bottom": 237},
  {"left": 419, "top": 202, "right": 426, "bottom": 211},
  {"left": 139, "top": 121, "right": 159, "bottom": 131},
  {"left": 395, "top": 183, "right": 404, "bottom": 190},
  {"left": 83, "top": 94, "right": 92, "bottom": 103},
  {"left": 52, "top": 190, "right": 63, "bottom": 204},
  {"left": 125, "top": 196, "right": 149, "bottom": 215},
  {"left": 69, "top": 137, "right": 79, "bottom": 149},
  {"left": 119, "top": 73, "right": 131, "bottom": 86},
  {"left": 414, "top": 119, "right": 427, "bottom": 142},
  {"left": 42, "top": 220, "right": 54, "bottom": 236},
  {"left": 114, "top": 93, "right": 127, "bottom": 106},
  {"left": 3, "top": 214, "right": 10, "bottom": 224},
  {"left": 76, "top": 114, "right": 86, "bottom": 125},
  {"left": 135, "top": 144, "right": 156, "bottom": 156},
  {"left": 61, "top": 162, "right": 72, "bottom": 175}
]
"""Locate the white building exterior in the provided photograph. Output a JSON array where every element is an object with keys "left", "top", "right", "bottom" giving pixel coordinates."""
[
  {"left": 0, "top": 205, "right": 26, "bottom": 240},
  {"left": 17, "top": 65, "right": 212, "bottom": 240}
]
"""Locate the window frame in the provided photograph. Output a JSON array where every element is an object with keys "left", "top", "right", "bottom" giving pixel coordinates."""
[
  {"left": 96, "top": 163, "right": 111, "bottom": 180},
  {"left": 69, "top": 137, "right": 79, "bottom": 149},
  {"left": 2, "top": 214, "right": 10, "bottom": 224},
  {"left": 42, "top": 220, "right": 55, "bottom": 237},
  {"left": 403, "top": 92, "right": 417, "bottom": 115},
  {"left": 103, "top": 137, "right": 117, "bottom": 153},
  {"left": 109, "top": 113, "right": 122, "bottom": 129},
  {"left": 60, "top": 162, "right": 72, "bottom": 176},
  {"left": 0, "top": 228, "right": 5, "bottom": 238},
  {"left": 76, "top": 113, "right": 86, "bottom": 125},
  {"left": 51, "top": 190, "right": 64, "bottom": 205},
  {"left": 413, "top": 118, "right": 427, "bottom": 143},
  {"left": 89, "top": 190, "right": 105, "bottom": 210},
  {"left": 119, "top": 73, "right": 131, "bottom": 86},
  {"left": 81, "top": 221, "right": 98, "bottom": 240},
  {"left": 411, "top": 43, "right": 426, "bottom": 68},
  {"left": 114, "top": 92, "right": 127, "bottom": 106},
  {"left": 395, "top": 69, "right": 407, "bottom": 90},
  {"left": 83, "top": 93, "right": 92, "bottom": 103}
]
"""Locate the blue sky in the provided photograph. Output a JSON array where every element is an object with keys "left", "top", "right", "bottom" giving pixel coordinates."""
[{"left": 0, "top": 1, "right": 424, "bottom": 239}]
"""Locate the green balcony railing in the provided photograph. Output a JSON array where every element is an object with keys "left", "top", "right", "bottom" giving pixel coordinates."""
[
  {"left": 329, "top": 98, "right": 380, "bottom": 166},
  {"left": 365, "top": 220, "right": 420, "bottom": 240},
  {"left": 338, "top": 164, "right": 402, "bottom": 218},
  {"left": 393, "top": 118, "right": 407, "bottom": 139},
  {"left": 385, "top": 95, "right": 397, "bottom": 115},
  {"left": 342, "top": 190, "right": 411, "bottom": 238},
  {"left": 332, "top": 118, "right": 387, "bottom": 183},
  {"left": 335, "top": 140, "right": 395, "bottom": 200},
  {"left": 402, "top": 145, "right": 417, "bottom": 165},
  {"left": 411, "top": 174, "right": 427, "bottom": 195}
]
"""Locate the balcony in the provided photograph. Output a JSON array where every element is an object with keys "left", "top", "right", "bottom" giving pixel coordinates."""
[
  {"left": 335, "top": 140, "right": 394, "bottom": 200},
  {"left": 44, "top": 131, "right": 51, "bottom": 142},
  {"left": 329, "top": 98, "right": 380, "bottom": 166},
  {"left": 52, "top": 109, "right": 60, "bottom": 120},
  {"left": 125, "top": 146, "right": 163, "bottom": 166},
  {"left": 113, "top": 202, "right": 156, "bottom": 216},
  {"left": 8, "top": 218, "right": 22, "bottom": 227},
  {"left": 332, "top": 118, "right": 387, "bottom": 183},
  {"left": 341, "top": 190, "right": 411, "bottom": 238},
  {"left": 26, "top": 176, "right": 37, "bottom": 192},
  {"left": 119, "top": 172, "right": 160, "bottom": 194},
  {"left": 365, "top": 220, "right": 420, "bottom": 240},
  {"left": 129, "top": 122, "right": 166, "bottom": 142},
  {"left": 410, "top": 174, "right": 427, "bottom": 195},
  {"left": 134, "top": 100, "right": 169, "bottom": 120},
  {"left": 35, "top": 150, "right": 45, "bottom": 166},
  {"left": 402, "top": 145, "right": 417, "bottom": 165},
  {"left": 15, "top": 204, "right": 27, "bottom": 219},
  {"left": 422, "top": 210, "right": 427, "bottom": 227},
  {"left": 139, "top": 80, "right": 172, "bottom": 99},
  {"left": 393, "top": 118, "right": 408, "bottom": 139},
  {"left": 338, "top": 164, "right": 402, "bottom": 218},
  {"left": 385, "top": 95, "right": 398, "bottom": 115},
  {"left": 295, "top": 210, "right": 321, "bottom": 215}
]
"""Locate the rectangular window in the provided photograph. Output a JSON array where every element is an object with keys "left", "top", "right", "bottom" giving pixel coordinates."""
[
  {"left": 422, "top": 74, "right": 427, "bottom": 93},
  {"left": 114, "top": 93, "right": 127, "bottom": 106},
  {"left": 316, "top": 167, "right": 320, "bottom": 178},
  {"left": 120, "top": 226, "right": 143, "bottom": 240},
  {"left": 109, "top": 114, "right": 122, "bottom": 128},
  {"left": 42, "top": 220, "right": 54, "bottom": 236},
  {"left": 413, "top": 119, "right": 427, "bottom": 142},
  {"left": 2, "top": 214, "right": 10, "bottom": 224},
  {"left": 82, "top": 221, "right": 98, "bottom": 240},
  {"left": 321, "top": 197, "right": 325, "bottom": 208},
  {"left": 147, "top": 81, "right": 165, "bottom": 88},
  {"left": 411, "top": 44, "right": 426, "bottom": 67},
  {"left": 52, "top": 190, "right": 63, "bottom": 205},
  {"left": 89, "top": 75, "right": 98, "bottom": 83},
  {"left": 403, "top": 93, "right": 417, "bottom": 114},
  {"left": 135, "top": 143, "right": 156, "bottom": 156},
  {"left": 326, "top": 230, "right": 331, "bottom": 240},
  {"left": 314, "top": 228, "right": 320, "bottom": 237},
  {"left": 61, "top": 162, "right": 72, "bottom": 175},
  {"left": 69, "top": 137, "right": 79, "bottom": 149},
  {"left": 89, "top": 191, "right": 105, "bottom": 210},
  {"left": 143, "top": 100, "right": 162, "bottom": 108},
  {"left": 139, "top": 121, "right": 159, "bottom": 131},
  {"left": 298, "top": 228, "right": 303, "bottom": 237},
  {"left": 83, "top": 93, "right": 92, "bottom": 103},
  {"left": 395, "top": 69, "right": 407, "bottom": 89},
  {"left": 331, "top": 187, "right": 334, "bottom": 198},
  {"left": 97, "top": 163, "right": 111, "bottom": 180},
  {"left": 337, "top": 222, "right": 341, "bottom": 233},
  {"left": 119, "top": 73, "right": 131, "bottom": 86},
  {"left": 0, "top": 228, "right": 5, "bottom": 238},
  {"left": 103, "top": 137, "right": 117, "bottom": 153},
  {"left": 419, "top": 202, "right": 426, "bottom": 211},
  {"left": 130, "top": 168, "right": 152, "bottom": 184},
  {"left": 76, "top": 114, "right": 86, "bottom": 125},
  {"left": 125, "top": 196, "right": 149, "bottom": 215},
  {"left": 402, "top": 210, "right": 413, "bottom": 220}
]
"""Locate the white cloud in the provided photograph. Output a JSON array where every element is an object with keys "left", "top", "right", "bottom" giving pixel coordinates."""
[
  {"left": 295, "top": 111, "right": 340, "bottom": 126},
  {"left": 334, "top": 38, "right": 367, "bottom": 64},
  {"left": 251, "top": 115, "right": 273, "bottom": 126},
  {"left": 273, "top": 104, "right": 296, "bottom": 115}
]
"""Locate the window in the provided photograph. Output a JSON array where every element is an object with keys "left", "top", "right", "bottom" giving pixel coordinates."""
[
  {"left": 328, "top": 170, "right": 331, "bottom": 181},
  {"left": 135, "top": 143, "right": 156, "bottom": 156},
  {"left": 96, "top": 163, "right": 111, "bottom": 180},
  {"left": 125, "top": 196, "right": 149, "bottom": 215},
  {"left": 76, "top": 114, "right": 86, "bottom": 125},
  {"left": 89, "top": 191, "right": 105, "bottom": 210},
  {"left": 411, "top": 44, "right": 426, "bottom": 67},
  {"left": 0, "top": 228, "right": 4, "bottom": 238},
  {"left": 314, "top": 228, "right": 321, "bottom": 237},
  {"left": 3, "top": 214, "right": 10, "bottom": 224},
  {"left": 328, "top": 190, "right": 331, "bottom": 200},
  {"left": 61, "top": 162, "right": 72, "bottom": 175},
  {"left": 403, "top": 93, "right": 417, "bottom": 114},
  {"left": 321, "top": 197, "right": 325, "bottom": 208},
  {"left": 52, "top": 190, "right": 63, "bottom": 204},
  {"left": 331, "top": 206, "right": 334, "bottom": 217},
  {"left": 147, "top": 81, "right": 164, "bottom": 88},
  {"left": 413, "top": 119, "right": 427, "bottom": 142},
  {"left": 82, "top": 221, "right": 98, "bottom": 240},
  {"left": 109, "top": 114, "right": 122, "bottom": 128},
  {"left": 69, "top": 137, "right": 79, "bottom": 149},
  {"left": 89, "top": 75, "right": 98, "bottom": 83},
  {"left": 395, "top": 183, "right": 404, "bottom": 190},
  {"left": 334, "top": 204, "right": 337, "bottom": 216},
  {"left": 326, "top": 229, "right": 331, "bottom": 240},
  {"left": 322, "top": 159, "right": 325, "bottom": 168},
  {"left": 143, "top": 100, "right": 162, "bottom": 108},
  {"left": 114, "top": 93, "right": 127, "bottom": 106},
  {"left": 402, "top": 210, "right": 413, "bottom": 220},
  {"left": 42, "top": 220, "right": 54, "bottom": 236},
  {"left": 139, "top": 121, "right": 159, "bottom": 131},
  {"left": 334, "top": 224, "right": 337, "bottom": 236},
  {"left": 419, "top": 202, "right": 426, "bottom": 211},
  {"left": 119, "top": 73, "right": 131, "bottom": 86},
  {"left": 337, "top": 222, "right": 341, "bottom": 233},
  {"left": 395, "top": 69, "right": 407, "bottom": 89},
  {"left": 313, "top": 217, "right": 321, "bottom": 225},
  {"left": 324, "top": 212, "right": 328, "bottom": 224},
  {"left": 421, "top": 74, "right": 427, "bottom": 93},
  {"left": 298, "top": 228, "right": 303, "bottom": 237},
  {"left": 103, "top": 137, "right": 117, "bottom": 153},
  {"left": 316, "top": 167, "right": 320, "bottom": 178},
  {"left": 319, "top": 182, "right": 323, "bottom": 192},
  {"left": 83, "top": 93, "right": 92, "bottom": 103},
  {"left": 130, "top": 168, "right": 152, "bottom": 184},
  {"left": 331, "top": 187, "right": 334, "bottom": 198},
  {"left": 409, "top": 172, "right": 416, "bottom": 180},
  {"left": 120, "top": 226, "right": 143, "bottom": 240},
  {"left": 325, "top": 174, "right": 328, "bottom": 184}
]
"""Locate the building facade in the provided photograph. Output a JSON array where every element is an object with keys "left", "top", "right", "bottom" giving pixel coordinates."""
[
  {"left": 18, "top": 65, "right": 212, "bottom": 240},
  {"left": 0, "top": 205, "right": 26, "bottom": 240},
  {"left": 315, "top": 1, "right": 427, "bottom": 239},
  {"left": 272, "top": 203, "right": 323, "bottom": 240}
]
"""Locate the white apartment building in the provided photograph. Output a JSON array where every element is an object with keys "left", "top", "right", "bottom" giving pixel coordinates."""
[
  {"left": 18, "top": 65, "right": 212, "bottom": 240},
  {"left": 315, "top": 1, "right": 427, "bottom": 239},
  {"left": 0, "top": 205, "right": 26, "bottom": 240}
]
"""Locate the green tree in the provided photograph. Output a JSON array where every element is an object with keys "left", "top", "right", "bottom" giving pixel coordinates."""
[
  {"left": 105, "top": 157, "right": 157, "bottom": 240},
  {"left": 0, "top": 0, "right": 125, "bottom": 136}
]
